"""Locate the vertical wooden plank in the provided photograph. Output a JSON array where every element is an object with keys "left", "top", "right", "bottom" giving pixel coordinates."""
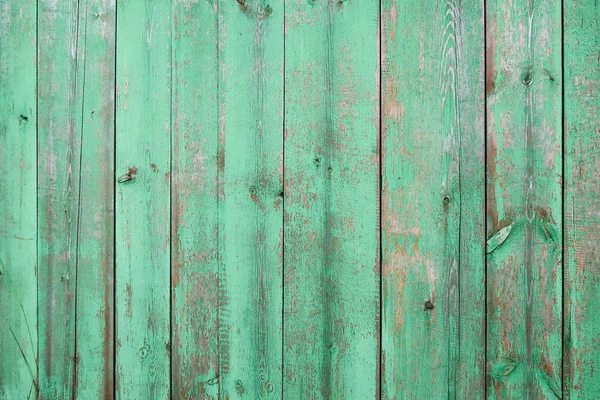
[
  {"left": 171, "top": 0, "right": 219, "bottom": 398},
  {"left": 0, "top": 0, "right": 37, "bottom": 398},
  {"left": 284, "top": 0, "right": 380, "bottom": 397},
  {"left": 217, "top": 1, "right": 283, "bottom": 397},
  {"left": 455, "top": 2, "right": 487, "bottom": 396},
  {"left": 74, "top": 0, "right": 116, "bottom": 397},
  {"left": 381, "top": 0, "right": 485, "bottom": 397},
  {"left": 38, "top": 0, "right": 115, "bottom": 397},
  {"left": 485, "top": 0, "right": 562, "bottom": 397},
  {"left": 38, "top": 0, "right": 79, "bottom": 395},
  {"left": 564, "top": 0, "right": 600, "bottom": 397},
  {"left": 115, "top": 0, "right": 171, "bottom": 398}
]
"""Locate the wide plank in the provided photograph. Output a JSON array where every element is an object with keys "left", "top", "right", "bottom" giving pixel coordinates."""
[
  {"left": 381, "top": 0, "right": 485, "bottom": 397},
  {"left": 284, "top": 0, "right": 380, "bottom": 397},
  {"left": 115, "top": 1, "right": 171, "bottom": 397},
  {"left": 217, "top": 1, "right": 284, "bottom": 397},
  {"left": 171, "top": 0, "right": 219, "bottom": 398},
  {"left": 485, "top": 0, "right": 562, "bottom": 397}
]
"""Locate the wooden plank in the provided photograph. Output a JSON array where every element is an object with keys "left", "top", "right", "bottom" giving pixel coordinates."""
[
  {"left": 38, "top": 0, "right": 115, "bottom": 397},
  {"left": 217, "top": 1, "right": 284, "bottom": 397},
  {"left": 115, "top": 0, "right": 171, "bottom": 398},
  {"left": 171, "top": 0, "right": 219, "bottom": 398},
  {"left": 564, "top": 0, "right": 600, "bottom": 398},
  {"left": 381, "top": 0, "right": 485, "bottom": 397},
  {"left": 455, "top": 2, "right": 487, "bottom": 395},
  {"left": 283, "top": 0, "right": 380, "bottom": 397},
  {"left": 38, "top": 0, "right": 79, "bottom": 395},
  {"left": 485, "top": 0, "right": 562, "bottom": 397},
  {"left": 0, "top": 1, "right": 37, "bottom": 398},
  {"left": 73, "top": 1, "right": 116, "bottom": 398}
]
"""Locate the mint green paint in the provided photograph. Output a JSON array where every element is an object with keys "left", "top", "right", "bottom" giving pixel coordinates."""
[
  {"left": 564, "top": 0, "right": 600, "bottom": 398},
  {"left": 0, "top": 1, "right": 37, "bottom": 398},
  {"left": 72, "top": 0, "right": 116, "bottom": 397},
  {"left": 486, "top": 0, "right": 563, "bottom": 398},
  {"left": 382, "top": 0, "right": 485, "bottom": 397},
  {"left": 37, "top": 0, "right": 80, "bottom": 395},
  {"left": 37, "top": 0, "right": 115, "bottom": 398},
  {"left": 171, "top": 0, "right": 220, "bottom": 398},
  {"left": 115, "top": 0, "right": 171, "bottom": 397},
  {"left": 218, "top": 1, "right": 284, "bottom": 397},
  {"left": 284, "top": 0, "right": 380, "bottom": 397},
  {"left": 1, "top": 1, "right": 599, "bottom": 398},
  {"left": 38, "top": 0, "right": 115, "bottom": 397}
]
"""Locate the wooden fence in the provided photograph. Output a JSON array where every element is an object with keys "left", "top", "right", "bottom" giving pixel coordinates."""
[{"left": 1, "top": 0, "right": 599, "bottom": 398}]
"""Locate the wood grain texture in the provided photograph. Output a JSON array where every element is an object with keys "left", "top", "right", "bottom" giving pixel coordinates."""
[
  {"left": 38, "top": 0, "right": 79, "bottom": 395},
  {"left": 283, "top": 0, "right": 380, "bottom": 397},
  {"left": 381, "top": 0, "right": 485, "bottom": 397},
  {"left": 72, "top": 0, "right": 116, "bottom": 397},
  {"left": 564, "top": 0, "right": 600, "bottom": 398},
  {"left": 5, "top": 2, "right": 600, "bottom": 397},
  {"left": 217, "top": 1, "right": 284, "bottom": 397},
  {"left": 115, "top": 0, "right": 171, "bottom": 398},
  {"left": 38, "top": 0, "right": 115, "bottom": 397},
  {"left": 0, "top": 1, "right": 37, "bottom": 398},
  {"left": 486, "top": 0, "right": 562, "bottom": 398},
  {"left": 171, "top": 0, "right": 219, "bottom": 398}
]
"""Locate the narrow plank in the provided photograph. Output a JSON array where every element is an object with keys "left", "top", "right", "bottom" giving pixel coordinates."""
[
  {"left": 74, "top": 0, "right": 116, "bottom": 397},
  {"left": 455, "top": 2, "right": 487, "bottom": 396},
  {"left": 217, "top": 1, "right": 284, "bottom": 397},
  {"left": 564, "top": 0, "right": 600, "bottom": 397},
  {"left": 0, "top": 1, "right": 37, "bottom": 398},
  {"left": 283, "top": 0, "right": 380, "bottom": 397},
  {"left": 381, "top": 0, "right": 485, "bottom": 397},
  {"left": 485, "top": 0, "right": 562, "bottom": 397},
  {"left": 115, "top": 0, "right": 171, "bottom": 397},
  {"left": 171, "top": 0, "right": 219, "bottom": 398}
]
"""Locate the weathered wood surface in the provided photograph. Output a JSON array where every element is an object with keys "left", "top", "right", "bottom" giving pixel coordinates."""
[
  {"left": 284, "top": 0, "right": 380, "bottom": 398},
  {"left": 0, "top": 1, "right": 37, "bottom": 398},
  {"left": 38, "top": 0, "right": 115, "bottom": 398},
  {"left": 73, "top": 1, "right": 116, "bottom": 397},
  {"left": 2, "top": 0, "right": 600, "bottom": 398},
  {"left": 171, "top": 0, "right": 219, "bottom": 399},
  {"left": 217, "top": 0, "right": 284, "bottom": 398},
  {"left": 564, "top": 0, "right": 600, "bottom": 398},
  {"left": 381, "top": 0, "right": 485, "bottom": 398},
  {"left": 115, "top": 0, "right": 171, "bottom": 398},
  {"left": 486, "top": 0, "right": 563, "bottom": 398}
]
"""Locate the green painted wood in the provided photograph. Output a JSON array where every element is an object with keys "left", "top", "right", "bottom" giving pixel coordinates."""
[
  {"left": 5, "top": 2, "right": 600, "bottom": 397},
  {"left": 564, "top": 0, "right": 600, "bottom": 398},
  {"left": 115, "top": 0, "right": 171, "bottom": 398},
  {"left": 38, "top": 0, "right": 115, "bottom": 397},
  {"left": 171, "top": 0, "right": 219, "bottom": 398},
  {"left": 0, "top": 1, "right": 37, "bottom": 398},
  {"left": 73, "top": 0, "right": 116, "bottom": 398},
  {"left": 283, "top": 0, "right": 380, "bottom": 397},
  {"left": 38, "top": 0, "right": 79, "bottom": 395},
  {"left": 485, "top": 0, "right": 562, "bottom": 397},
  {"left": 381, "top": 0, "right": 485, "bottom": 397},
  {"left": 218, "top": 1, "right": 283, "bottom": 397}
]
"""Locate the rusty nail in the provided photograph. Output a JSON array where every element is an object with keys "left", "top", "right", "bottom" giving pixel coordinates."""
[{"left": 118, "top": 173, "right": 133, "bottom": 184}]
